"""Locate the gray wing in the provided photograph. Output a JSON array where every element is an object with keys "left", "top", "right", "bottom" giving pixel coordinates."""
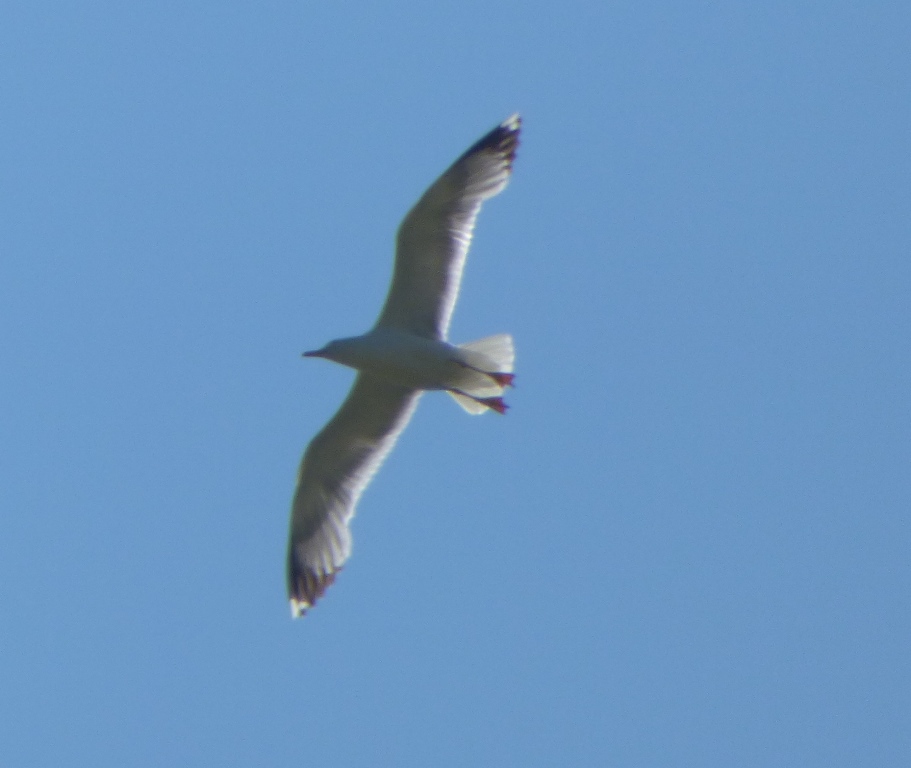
[
  {"left": 287, "top": 374, "right": 420, "bottom": 617},
  {"left": 373, "top": 114, "right": 520, "bottom": 340}
]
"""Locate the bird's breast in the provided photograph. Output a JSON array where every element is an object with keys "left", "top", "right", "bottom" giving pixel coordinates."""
[{"left": 350, "top": 331, "right": 465, "bottom": 391}]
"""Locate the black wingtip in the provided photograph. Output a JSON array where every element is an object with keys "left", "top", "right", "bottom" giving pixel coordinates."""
[
  {"left": 461, "top": 113, "right": 522, "bottom": 169},
  {"left": 288, "top": 562, "right": 339, "bottom": 618}
]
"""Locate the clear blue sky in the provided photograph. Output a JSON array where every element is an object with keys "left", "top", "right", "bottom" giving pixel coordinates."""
[{"left": 2, "top": 1, "right": 909, "bottom": 765}]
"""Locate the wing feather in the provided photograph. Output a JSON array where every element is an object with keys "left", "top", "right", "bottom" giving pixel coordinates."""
[
  {"left": 287, "top": 374, "right": 420, "bottom": 616},
  {"left": 374, "top": 114, "right": 520, "bottom": 339}
]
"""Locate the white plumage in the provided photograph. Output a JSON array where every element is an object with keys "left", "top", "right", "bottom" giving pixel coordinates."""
[{"left": 287, "top": 115, "right": 521, "bottom": 617}]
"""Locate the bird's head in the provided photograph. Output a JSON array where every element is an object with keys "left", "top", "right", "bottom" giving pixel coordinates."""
[{"left": 302, "top": 337, "right": 364, "bottom": 368}]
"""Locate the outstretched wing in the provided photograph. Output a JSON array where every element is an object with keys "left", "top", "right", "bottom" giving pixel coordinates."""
[
  {"left": 287, "top": 374, "right": 420, "bottom": 617},
  {"left": 374, "top": 114, "right": 520, "bottom": 340}
]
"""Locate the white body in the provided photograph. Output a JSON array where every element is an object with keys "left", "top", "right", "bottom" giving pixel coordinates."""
[{"left": 313, "top": 328, "right": 508, "bottom": 396}]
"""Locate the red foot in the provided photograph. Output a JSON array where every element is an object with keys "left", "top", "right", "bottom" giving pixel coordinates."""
[
  {"left": 488, "top": 372, "right": 515, "bottom": 387},
  {"left": 478, "top": 397, "right": 509, "bottom": 414}
]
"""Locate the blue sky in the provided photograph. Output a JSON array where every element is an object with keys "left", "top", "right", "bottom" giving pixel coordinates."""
[{"left": 2, "top": 1, "right": 909, "bottom": 765}]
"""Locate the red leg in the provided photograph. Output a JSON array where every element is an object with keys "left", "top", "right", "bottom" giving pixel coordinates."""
[
  {"left": 487, "top": 372, "right": 515, "bottom": 388},
  {"left": 476, "top": 396, "right": 508, "bottom": 414}
]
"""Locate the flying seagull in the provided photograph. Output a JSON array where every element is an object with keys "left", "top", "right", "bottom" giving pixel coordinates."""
[{"left": 287, "top": 114, "right": 521, "bottom": 617}]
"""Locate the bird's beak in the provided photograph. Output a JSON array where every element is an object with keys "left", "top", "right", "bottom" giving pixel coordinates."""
[{"left": 302, "top": 349, "right": 326, "bottom": 358}]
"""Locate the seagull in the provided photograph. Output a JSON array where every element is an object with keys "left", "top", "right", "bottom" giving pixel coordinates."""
[{"left": 287, "top": 114, "right": 521, "bottom": 617}]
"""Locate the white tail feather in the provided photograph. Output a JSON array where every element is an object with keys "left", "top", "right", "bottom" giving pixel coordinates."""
[
  {"left": 448, "top": 390, "right": 489, "bottom": 414},
  {"left": 458, "top": 334, "right": 514, "bottom": 373},
  {"left": 446, "top": 334, "right": 515, "bottom": 414}
]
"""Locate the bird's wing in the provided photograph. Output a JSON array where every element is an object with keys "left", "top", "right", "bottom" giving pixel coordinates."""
[
  {"left": 287, "top": 374, "right": 420, "bottom": 617},
  {"left": 373, "top": 114, "right": 521, "bottom": 340}
]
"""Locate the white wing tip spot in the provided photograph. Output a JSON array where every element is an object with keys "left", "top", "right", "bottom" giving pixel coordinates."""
[
  {"left": 502, "top": 113, "right": 521, "bottom": 131},
  {"left": 290, "top": 599, "right": 310, "bottom": 619}
]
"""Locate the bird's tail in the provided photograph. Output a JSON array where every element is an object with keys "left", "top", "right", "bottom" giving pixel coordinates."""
[
  {"left": 460, "top": 333, "right": 515, "bottom": 373},
  {"left": 447, "top": 334, "right": 515, "bottom": 415}
]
